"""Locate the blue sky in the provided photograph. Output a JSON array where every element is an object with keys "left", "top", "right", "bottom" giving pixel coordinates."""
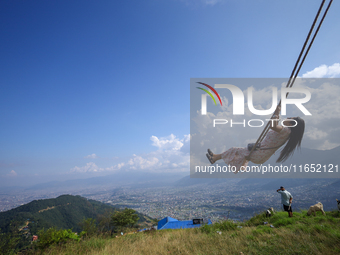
[{"left": 1, "top": 0, "right": 339, "bottom": 186}]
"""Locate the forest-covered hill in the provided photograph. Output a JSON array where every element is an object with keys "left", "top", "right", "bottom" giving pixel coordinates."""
[{"left": 0, "top": 194, "right": 151, "bottom": 234}]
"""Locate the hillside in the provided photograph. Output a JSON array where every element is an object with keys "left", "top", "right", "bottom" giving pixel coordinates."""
[
  {"left": 27, "top": 209, "right": 340, "bottom": 255},
  {"left": 0, "top": 195, "right": 151, "bottom": 234}
]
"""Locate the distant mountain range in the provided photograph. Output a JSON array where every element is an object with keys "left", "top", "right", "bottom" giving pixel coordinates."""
[{"left": 22, "top": 171, "right": 187, "bottom": 192}]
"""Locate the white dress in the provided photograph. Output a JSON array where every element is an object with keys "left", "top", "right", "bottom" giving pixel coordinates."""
[{"left": 221, "top": 127, "right": 291, "bottom": 172}]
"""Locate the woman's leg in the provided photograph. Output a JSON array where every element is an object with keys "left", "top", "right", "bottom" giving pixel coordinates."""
[
  {"left": 212, "top": 153, "right": 222, "bottom": 162},
  {"left": 208, "top": 148, "right": 249, "bottom": 174}
]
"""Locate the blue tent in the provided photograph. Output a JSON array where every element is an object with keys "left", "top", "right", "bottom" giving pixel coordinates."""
[{"left": 157, "top": 217, "right": 212, "bottom": 230}]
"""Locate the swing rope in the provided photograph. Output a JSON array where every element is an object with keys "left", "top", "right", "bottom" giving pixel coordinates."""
[{"left": 245, "top": 0, "right": 333, "bottom": 161}]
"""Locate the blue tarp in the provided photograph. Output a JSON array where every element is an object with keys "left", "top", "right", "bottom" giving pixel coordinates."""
[{"left": 157, "top": 217, "right": 212, "bottom": 230}]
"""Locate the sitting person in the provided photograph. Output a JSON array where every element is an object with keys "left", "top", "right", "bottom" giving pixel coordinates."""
[{"left": 206, "top": 107, "right": 305, "bottom": 173}]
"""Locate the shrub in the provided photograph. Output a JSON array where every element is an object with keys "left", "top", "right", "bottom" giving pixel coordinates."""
[
  {"left": 111, "top": 208, "right": 139, "bottom": 232},
  {"left": 36, "top": 227, "right": 84, "bottom": 249}
]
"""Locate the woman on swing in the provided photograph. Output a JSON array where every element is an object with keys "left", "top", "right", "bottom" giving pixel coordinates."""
[{"left": 206, "top": 106, "right": 305, "bottom": 173}]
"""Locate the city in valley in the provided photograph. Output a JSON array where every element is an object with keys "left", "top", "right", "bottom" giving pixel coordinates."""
[{"left": 1, "top": 177, "right": 339, "bottom": 223}]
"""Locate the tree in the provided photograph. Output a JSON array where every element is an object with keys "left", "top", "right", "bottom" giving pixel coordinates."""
[
  {"left": 110, "top": 208, "right": 139, "bottom": 232},
  {"left": 79, "top": 218, "right": 98, "bottom": 237},
  {"left": 0, "top": 222, "right": 22, "bottom": 255},
  {"left": 98, "top": 209, "right": 115, "bottom": 234}
]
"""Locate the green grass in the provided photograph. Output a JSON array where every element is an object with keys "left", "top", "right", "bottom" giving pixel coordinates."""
[{"left": 23, "top": 210, "right": 340, "bottom": 255}]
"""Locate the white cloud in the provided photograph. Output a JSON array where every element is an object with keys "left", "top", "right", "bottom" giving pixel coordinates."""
[
  {"left": 302, "top": 63, "right": 340, "bottom": 78},
  {"left": 71, "top": 162, "right": 101, "bottom": 173},
  {"left": 7, "top": 170, "right": 17, "bottom": 177},
  {"left": 84, "top": 153, "right": 99, "bottom": 159},
  {"left": 128, "top": 155, "right": 159, "bottom": 170},
  {"left": 305, "top": 127, "right": 327, "bottom": 140},
  {"left": 70, "top": 161, "right": 126, "bottom": 173},
  {"left": 123, "top": 134, "right": 190, "bottom": 172},
  {"left": 151, "top": 134, "right": 184, "bottom": 151},
  {"left": 102, "top": 163, "right": 125, "bottom": 172},
  {"left": 71, "top": 134, "right": 190, "bottom": 174}
]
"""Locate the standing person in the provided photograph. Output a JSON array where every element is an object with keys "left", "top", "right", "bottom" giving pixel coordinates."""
[{"left": 277, "top": 186, "right": 293, "bottom": 217}]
